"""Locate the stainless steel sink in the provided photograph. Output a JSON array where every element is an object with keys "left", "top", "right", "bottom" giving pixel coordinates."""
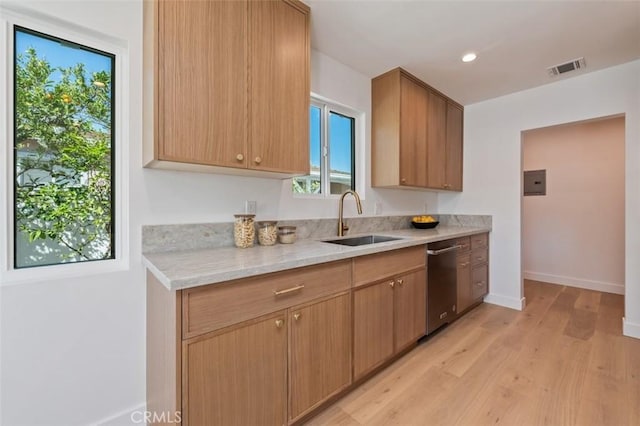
[{"left": 322, "top": 235, "right": 402, "bottom": 247}]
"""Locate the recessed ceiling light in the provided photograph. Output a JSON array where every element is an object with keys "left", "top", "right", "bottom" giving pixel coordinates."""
[{"left": 462, "top": 53, "right": 477, "bottom": 63}]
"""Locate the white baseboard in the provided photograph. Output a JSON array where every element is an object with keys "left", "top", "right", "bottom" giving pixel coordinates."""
[
  {"left": 483, "top": 292, "right": 526, "bottom": 311},
  {"left": 623, "top": 317, "right": 640, "bottom": 340},
  {"left": 523, "top": 271, "right": 624, "bottom": 295},
  {"left": 94, "top": 402, "right": 146, "bottom": 426}
]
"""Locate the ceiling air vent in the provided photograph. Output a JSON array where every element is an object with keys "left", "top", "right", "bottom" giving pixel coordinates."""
[{"left": 547, "top": 57, "right": 586, "bottom": 77}]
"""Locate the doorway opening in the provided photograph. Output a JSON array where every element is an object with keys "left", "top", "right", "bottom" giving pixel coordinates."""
[{"left": 520, "top": 115, "right": 625, "bottom": 328}]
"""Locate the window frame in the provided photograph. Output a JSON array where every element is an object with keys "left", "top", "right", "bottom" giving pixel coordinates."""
[
  {"left": 0, "top": 6, "right": 129, "bottom": 283},
  {"left": 294, "top": 94, "right": 363, "bottom": 199},
  {"left": 13, "top": 25, "right": 117, "bottom": 269}
]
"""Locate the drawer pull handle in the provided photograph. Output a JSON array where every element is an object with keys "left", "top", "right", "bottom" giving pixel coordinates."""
[
  {"left": 275, "top": 319, "right": 284, "bottom": 328},
  {"left": 476, "top": 256, "right": 483, "bottom": 260},
  {"left": 475, "top": 281, "right": 485, "bottom": 287},
  {"left": 273, "top": 285, "right": 305, "bottom": 296},
  {"left": 460, "top": 262, "right": 470, "bottom": 267}
]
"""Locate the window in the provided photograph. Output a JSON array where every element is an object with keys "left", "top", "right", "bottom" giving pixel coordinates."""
[
  {"left": 13, "top": 26, "right": 115, "bottom": 268},
  {"left": 293, "top": 97, "right": 357, "bottom": 196}
]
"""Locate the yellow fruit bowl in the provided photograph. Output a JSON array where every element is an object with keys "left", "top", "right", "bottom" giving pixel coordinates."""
[{"left": 411, "top": 220, "right": 439, "bottom": 229}]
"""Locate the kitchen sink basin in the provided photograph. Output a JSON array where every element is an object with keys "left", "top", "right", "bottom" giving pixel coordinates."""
[{"left": 322, "top": 235, "right": 402, "bottom": 247}]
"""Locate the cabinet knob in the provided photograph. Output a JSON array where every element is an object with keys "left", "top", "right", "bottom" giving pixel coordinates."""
[
  {"left": 389, "top": 281, "right": 395, "bottom": 288},
  {"left": 236, "top": 153, "right": 244, "bottom": 161},
  {"left": 254, "top": 156, "right": 262, "bottom": 164},
  {"left": 293, "top": 313, "right": 301, "bottom": 321},
  {"left": 401, "top": 178, "right": 406, "bottom": 183},
  {"left": 275, "top": 319, "right": 284, "bottom": 328},
  {"left": 475, "top": 281, "right": 484, "bottom": 287},
  {"left": 396, "top": 279, "right": 404, "bottom": 286}
]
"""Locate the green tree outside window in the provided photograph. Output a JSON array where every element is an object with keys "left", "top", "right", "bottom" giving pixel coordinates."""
[{"left": 14, "top": 28, "right": 115, "bottom": 268}]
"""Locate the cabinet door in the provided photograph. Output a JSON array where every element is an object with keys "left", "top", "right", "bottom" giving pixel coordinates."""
[
  {"left": 184, "top": 312, "right": 287, "bottom": 426},
  {"left": 472, "top": 264, "right": 489, "bottom": 300},
  {"left": 249, "top": 0, "right": 309, "bottom": 174},
  {"left": 353, "top": 281, "right": 395, "bottom": 379},
  {"left": 456, "top": 253, "right": 473, "bottom": 314},
  {"left": 445, "top": 102, "right": 463, "bottom": 191},
  {"left": 158, "top": 0, "right": 247, "bottom": 167},
  {"left": 394, "top": 269, "right": 427, "bottom": 350},
  {"left": 399, "top": 76, "right": 428, "bottom": 187},
  {"left": 426, "top": 91, "right": 447, "bottom": 189},
  {"left": 289, "top": 294, "right": 351, "bottom": 421}
]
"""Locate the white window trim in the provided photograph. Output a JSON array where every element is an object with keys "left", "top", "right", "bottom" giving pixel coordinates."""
[
  {"left": 293, "top": 93, "right": 366, "bottom": 200},
  {"left": 0, "top": 5, "right": 130, "bottom": 285}
]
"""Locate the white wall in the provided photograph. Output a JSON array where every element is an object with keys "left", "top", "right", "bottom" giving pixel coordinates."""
[
  {"left": 439, "top": 60, "right": 640, "bottom": 338},
  {"left": 522, "top": 117, "right": 625, "bottom": 294},
  {"left": 0, "top": 2, "right": 438, "bottom": 425}
]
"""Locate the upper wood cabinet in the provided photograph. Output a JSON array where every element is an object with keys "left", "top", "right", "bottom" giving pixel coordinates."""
[
  {"left": 371, "top": 67, "right": 464, "bottom": 191},
  {"left": 143, "top": 0, "right": 310, "bottom": 177},
  {"left": 249, "top": 0, "right": 310, "bottom": 173},
  {"left": 398, "top": 76, "right": 428, "bottom": 187},
  {"left": 445, "top": 102, "right": 463, "bottom": 191}
]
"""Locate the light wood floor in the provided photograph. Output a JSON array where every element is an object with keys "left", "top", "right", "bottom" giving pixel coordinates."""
[{"left": 306, "top": 280, "right": 639, "bottom": 426}]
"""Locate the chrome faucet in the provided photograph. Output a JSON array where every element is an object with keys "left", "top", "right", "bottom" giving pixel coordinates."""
[{"left": 338, "top": 190, "right": 363, "bottom": 236}]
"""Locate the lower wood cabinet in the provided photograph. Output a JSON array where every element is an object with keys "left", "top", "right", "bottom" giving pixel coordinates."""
[
  {"left": 181, "top": 293, "right": 352, "bottom": 426},
  {"left": 288, "top": 293, "right": 351, "bottom": 422},
  {"left": 456, "top": 233, "right": 489, "bottom": 315},
  {"left": 183, "top": 312, "right": 288, "bottom": 426},
  {"left": 147, "top": 240, "right": 488, "bottom": 425},
  {"left": 472, "top": 264, "right": 489, "bottom": 300},
  {"left": 456, "top": 252, "right": 473, "bottom": 313},
  {"left": 147, "top": 260, "right": 353, "bottom": 426},
  {"left": 394, "top": 269, "right": 427, "bottom": 351},
  {"left": 353, "top": 268, "right": 426, "bottom": 379},
  {"left": 353, "top": 280, "right": 395, "bottom": 378}
]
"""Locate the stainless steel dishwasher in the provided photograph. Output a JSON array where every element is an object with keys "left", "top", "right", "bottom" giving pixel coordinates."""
[{"left": 426, "top": 239, "right": 459, "bottom": 334}]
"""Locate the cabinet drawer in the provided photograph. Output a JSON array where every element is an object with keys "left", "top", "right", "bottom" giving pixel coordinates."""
[
  {"left": 470, "top": 233, "right": 488, "bottom": 250},
  {"left": 471, "top": 247, "right": 488, "bottom": 266},
  {"left": 353, "top": 246, "right": 425, "bottom": 287},
  {"left": 457, "top": 253, "right": 471, "bottom": 270},
  {"left": 456, "top": 237, "right": 471, "bottom": 253},
  {"left": 182, "top": 260, "right": 351, "bottom": 339},
  {"left": 471, "top": 264, "right": 488, "bottom": 300}
]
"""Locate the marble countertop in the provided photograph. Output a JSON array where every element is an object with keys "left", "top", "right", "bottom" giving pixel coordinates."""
[{"left": 143, "top": 226, "right": 491, "bottom": 291}]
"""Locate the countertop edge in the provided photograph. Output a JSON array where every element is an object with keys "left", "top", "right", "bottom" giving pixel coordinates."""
[{"left": 143, "top": 226, "right": 491, "bottom": 291}]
